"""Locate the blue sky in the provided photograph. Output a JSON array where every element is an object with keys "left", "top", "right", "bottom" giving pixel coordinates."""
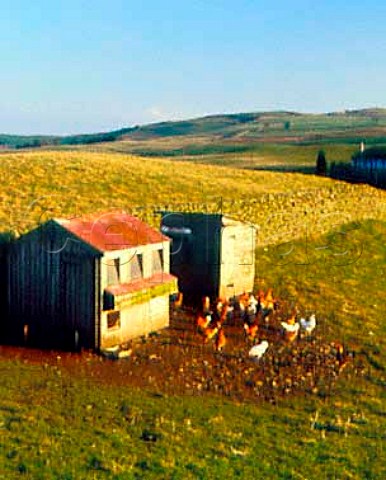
[{"left": 1, "top": 0, "right": 386, "bottom": 134}]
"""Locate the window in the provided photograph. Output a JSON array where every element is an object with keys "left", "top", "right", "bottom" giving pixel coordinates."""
[
  {"left": 152, "top": 249, "right": 164, "bottom": 274},
  {"left": 107, "top": 258, "right": 120, "bottom": 285},
  {"left": 130, "top": 253, "right": 143, "bottom": 280},
  {"left": 107, "top": 310, "right": 120, "bottom": 329},
  {"left": 103, "top": 291, "right": 114, "bottom": 311}
]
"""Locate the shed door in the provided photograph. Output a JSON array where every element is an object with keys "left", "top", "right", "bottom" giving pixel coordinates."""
[
  {"left": 220, "top": 232, "right": 236, "bottom": 298},
  {"left": 59, "top": 255, "right": 94, "bottom": 348}
]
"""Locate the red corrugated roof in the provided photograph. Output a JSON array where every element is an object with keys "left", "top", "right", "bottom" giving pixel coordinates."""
[
  {"left": 105, "top": 272, "right": 177, "bottom": 296},
  {"left": 55, "top": 211, "right": 169, "bottom": 252}
]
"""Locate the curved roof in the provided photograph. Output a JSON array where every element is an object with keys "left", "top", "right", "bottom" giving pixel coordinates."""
[{"left": 55, "top": 211, "right": 169, "bottom": 253}]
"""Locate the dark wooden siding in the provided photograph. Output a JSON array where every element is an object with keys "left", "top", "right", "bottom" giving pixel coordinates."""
[
  {"left": 161, "top": 213, "right": 255, "bottom": 303},
  {"left": 7, "top": 221, "right": 100, "bottom": 349},
  {"left": 0, "top": 240, "right": 9, "bottom": 341},
  {"left": 161, "top": 213, "right": 221, "bottom": 302}
]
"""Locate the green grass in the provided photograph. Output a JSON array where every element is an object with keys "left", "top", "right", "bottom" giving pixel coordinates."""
[
  {"left": 72, "top": 139, "right": 364, "bottom": 172},
  {"left": 255, "top": 219, "right": 386, "bottom": 344},
  {"left": 0, "top": 352, "right": 384, "bottom": 479},
  {"left": 1, "top": 219, "right": 385, "bottom": 479},
  {"left": 0, "top": 149, "right": 384, "bottom": 478},
  {"left": 177, "top": 143, "right": 357, "bottom": 170}
]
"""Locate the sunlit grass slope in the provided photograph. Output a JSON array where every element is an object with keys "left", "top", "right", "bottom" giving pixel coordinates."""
[
  {"left": 0, "top": 150, "right": 340, "bottom": 235},
  {"left": 82, "top": 140, "right": 357, "bottom": 171},
  {"left": 256, "top": 219, "right": 386, "bottom": 349},
  {"left": 0, "top": 149, "right": 384, "bottom": 479}
]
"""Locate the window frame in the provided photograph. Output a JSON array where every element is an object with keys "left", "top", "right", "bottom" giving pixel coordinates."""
[
  {"left": 130, "top": 253, "right": 143, "bottom": 280},
  {"left": 106, "top": 257, "right": 120, "bottom": 285}
]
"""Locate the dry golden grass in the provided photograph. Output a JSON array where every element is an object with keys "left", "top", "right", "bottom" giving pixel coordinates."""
[{"left": 0, "top": 150, "right": 340, "bottom": 234}]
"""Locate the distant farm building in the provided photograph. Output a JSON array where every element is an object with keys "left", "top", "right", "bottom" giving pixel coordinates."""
[
  {"left": 351, "top": 147, "right": 386, "bottom": 187},
  {"left": 160, "top": 212, "right": 255, "bottom": 302},
  {"left": 6, "top": 212, "right": 177, "bottom": 350}
]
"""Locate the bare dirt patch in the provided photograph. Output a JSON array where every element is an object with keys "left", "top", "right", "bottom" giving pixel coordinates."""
[{"left": 0, "top": 307, "right": 363, "bottom": 404}]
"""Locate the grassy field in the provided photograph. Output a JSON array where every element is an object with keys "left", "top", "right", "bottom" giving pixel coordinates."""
[
  {"left": 3, "top": 107, "right": 386, "bottom": 150},
  {"left": 0, "top": 150, "right": 342, "bottom": 235},
  {"left": 57, "top": 108, "right": 386, "bottom": 173},
  {"left": 74, "top": 140, "right": 358, "bottom": 172},
  {"left": 0, "top": 219, "right": 385, "bottom": 479},
  {"left": 4, "top": 108, "right": 386, "bottom": 176},
  {"left": 0, "top": 150, "right": 385, "bottom": 479}
]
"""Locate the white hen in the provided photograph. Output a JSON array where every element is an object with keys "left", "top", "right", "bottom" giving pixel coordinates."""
[
  {"left": 249, "top": 340, "right": 269, "bottom": 360},
  {"left": 281, "top": 321, "right": 300, "bottom": 333},
  {"left": 248, "top": 294, "right": 259, "bottom": 314},
  {"left": 300, "top": 314, "right": 316, "bottom": 334}
]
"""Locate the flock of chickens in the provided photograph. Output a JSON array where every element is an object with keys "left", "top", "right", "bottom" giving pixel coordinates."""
[
  {"left": 187, "top": 289, "right": 349, "bottom": 372},
  {"left": 82, "top": 289, "right": 357, "bottom": 403}
]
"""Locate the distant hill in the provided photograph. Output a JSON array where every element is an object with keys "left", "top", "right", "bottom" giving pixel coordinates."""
[
  {"left": 0, "top": 127, "right": 135, "bottom": 150},
  {"left": 2, "top": 108, "right": 386, "bottom": 150}
]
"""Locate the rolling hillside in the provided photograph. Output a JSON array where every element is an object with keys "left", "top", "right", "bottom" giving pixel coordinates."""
[
  {"left": 2, "top": 108, "right": 386, "bottom": 152},
  {"left": 0, "top": 150, "right": 385, "bottom": 238},
  {"left": 0, "top": 150, "right": 385, "bottom": 478},
  {"left": 1, "top": 215, "right": 385, "bottom": 478}
]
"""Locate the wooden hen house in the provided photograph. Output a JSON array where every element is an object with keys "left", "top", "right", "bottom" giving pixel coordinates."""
[
  {"left": 6, "top": 212, "right": 177, "bottom": 350},
  {"left": 160, "top": 212, "right": 255, "bottom": 303}
]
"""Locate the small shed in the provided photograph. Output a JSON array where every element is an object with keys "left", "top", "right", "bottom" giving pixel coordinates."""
[
  {"left": 6, "top": 212, "right": 177, "bottom": 350},
  {"left": 160, "top": 212, "right": 255, "bottom": 302}
]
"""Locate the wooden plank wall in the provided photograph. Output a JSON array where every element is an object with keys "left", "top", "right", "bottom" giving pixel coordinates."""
[
  {"left": 162, "top": 213, "right": 221, "bottom": 302},
  {"left": 7, "top": 222, "right": 98, "bottom": 349},
  {"left": 219, "top": 223, "right": 255, "bottom": 299}
]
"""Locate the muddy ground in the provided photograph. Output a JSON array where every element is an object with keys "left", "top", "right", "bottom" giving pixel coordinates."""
[{"left": 0, "top": 307, "right": 365, "bottom": 404}]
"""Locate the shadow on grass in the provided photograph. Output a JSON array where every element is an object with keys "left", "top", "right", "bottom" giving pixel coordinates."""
[{"left": 250, "top": 165, "right": 319, "bottom": 175}]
